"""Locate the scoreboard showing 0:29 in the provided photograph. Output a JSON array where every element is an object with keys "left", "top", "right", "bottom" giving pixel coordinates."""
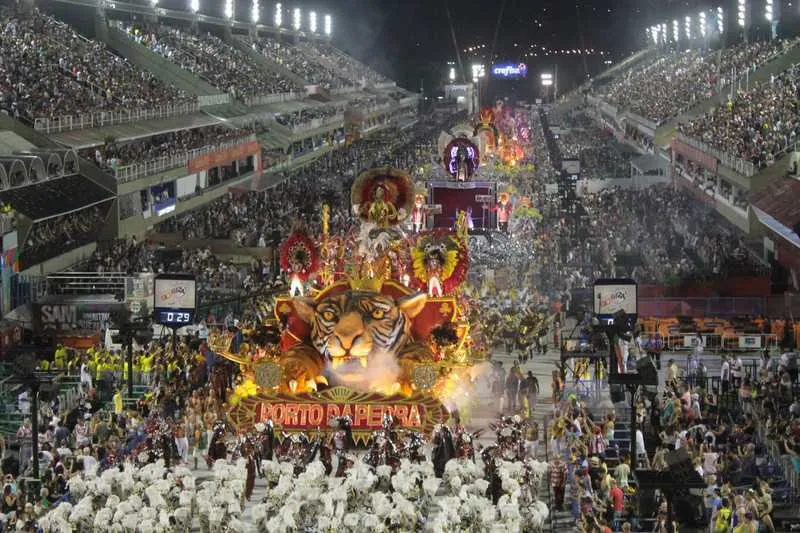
[{"left": 153, "top": 274, "right": 197, "bottom": 327}]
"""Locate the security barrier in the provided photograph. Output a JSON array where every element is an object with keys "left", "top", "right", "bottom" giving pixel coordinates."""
[{"left": 33, "top": 101, "right": 199, "bottom": 134}]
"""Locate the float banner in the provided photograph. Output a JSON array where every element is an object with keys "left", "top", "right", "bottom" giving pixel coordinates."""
[
  {"left": 229, "top": 387, "right": 449, "bottom": 441},
  {"left": 187, "top": 141, "right": 261, "bottom": 173}
]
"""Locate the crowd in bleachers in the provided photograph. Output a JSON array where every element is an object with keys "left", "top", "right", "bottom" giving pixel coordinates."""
[
  {"left": 298, "top": 40, "right": 389, "bottom": 86},
  {"left": 556, "top": 115, "right": 631, "bottom": 179},
  {"left": 21, "top": 204, "right": 110, "bottom": 269},
  {"left": 274, "top": 104, "right": 344, "bottom": 129},
  {"left": 78, "top": 125, "right": 251, "bottom": 173},
  {"left": 678, "top": 64, "right": 800, "bottom": 169},
  {"left": 604, "top": 39, "right": 794, "bottom": 124},
  {"left": 0, "top": 8, "right": 192, "bottom": 122},
  {"left": 248, "top": 37, "right": 350, "bottom": 89},
  {"left": 119, "top": 23, "right": 299, "bottom": 98}
]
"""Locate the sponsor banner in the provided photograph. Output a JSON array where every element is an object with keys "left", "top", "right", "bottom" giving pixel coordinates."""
[
  {"left": 229, "top": 387, "right": 448, "bottom": 440},
  {"left": 491, "top": 62, "right": 528, "bottom": 79},
  {"left": 154, "top": 277, "right": 196, "bottom": 309},
  {"left": 594, "top": 282, "right": 638, "bottom": 316},
  {"left": 738, "top": 335, "right": 762, "bottom": 349},
  {"left": 34, "top": 302, "right": 126, "bottom": 332},
  {"left": 187, "top": 141, "right": 261, "bottom": 174},
  {"left": 684, "top": 335, "right": 706, "bottom": 348}
]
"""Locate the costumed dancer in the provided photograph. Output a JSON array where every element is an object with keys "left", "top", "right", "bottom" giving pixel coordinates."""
[
  {"left": 331, "top": 416, "right": 355, "bottom": 477},
  {"left": 289, "top": 259, "right": 306, "bottom": 297},
  {"left": 411, "top": 194, "right": 427, "bottom": 233},
  {"left": 426, "top": 253, "right": 443, "bottom": 297},
  {"left": 493, "top": 193, "right": 513, "bottom": 233}
]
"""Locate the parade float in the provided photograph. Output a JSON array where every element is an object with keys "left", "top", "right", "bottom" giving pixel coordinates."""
[{"left": 209, "top": 167, "right": 482, "bottom": 442}]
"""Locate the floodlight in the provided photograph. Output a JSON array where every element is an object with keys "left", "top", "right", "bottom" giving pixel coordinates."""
[
  {"left": 684, "top": 16, "right": 691, "bottom": 40},
  {"left": 275, "top": 3, "right": 283, "bottom": 26},
  {"left": 717, "top": 6, "right": 724, "bottom": 33},
  {"left": 738, "top": 0, "right": 746, "bottom": 27},
  {"left": 251, "top": 0, "right": 259, "bottom": 23},
  {"left": 150, "top": 0, "right": 158, "bottom": 6},
  {"left": 699, "top": 12, "right": 706, "bottom": 38},
  {"left": 293, "top": 7, "right": 301, "bottom": 31},
  {"left": 190, "top": 0, "right": 199, "bottom": 13},
  {"left": 224, "top": 0, "right": 233, "bottom": 19},
  {"left": 672, "top": 19, "right": 679, "bottom": 41},
  {"left": 324, "top": 14, "right": 332, "bottom": 36},
  {"left": 765, "top": 0, "right": 773, "bottom": 21},
  {"left": 449, "top": 67, "right": 456, "bottom": 82},
  {"left": 310, "top": 11, "right": 317, "bottom": 33}
]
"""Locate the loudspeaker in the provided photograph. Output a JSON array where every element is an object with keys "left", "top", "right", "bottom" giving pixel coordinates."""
[
  {"left": 636, "top": 357, "right": 658, "bottom": 384},
  {"left": 665, "top": 448, "right": 698, "bottom": 484}
]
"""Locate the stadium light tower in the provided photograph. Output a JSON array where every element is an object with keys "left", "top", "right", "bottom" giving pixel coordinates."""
[
  {"left": 224, "top": 0, "right": 234, "bottom": 19},
  {"left": 150, "top": 0, "right": 158, "bottom": 7},
  {"left": 672, "top": 19, "right": 679, "bottom": 42},
  {"left": 324, "top": 14, "right": 332, "bottom": 36},
  {"left": 765, "top": 0, "right": 773, "bottom": 21},
  {"left": 661, "top": 22, "right": 667, "bottom": 45},
  {"left": 293, "top": 7, "right": 301, "bottom": 31},
  {"left": 190, "top": 0, "right": 199, "bottom": 13},
  {"left": 684, "top": 16, "right": 692, "bottom": 40},
  {"left": 309, "top": 11, "right": 318, "bottom": 33},
  {"left": 449, "top": 66, "right": 456, "bottom": 82},
  {"left": 699, "top": 11, "right": 707, "bottom": 38},
  {"left": 717, "top": 6, "right": 724, "bottom": 33},
  {"left": 275, "top": 3, "right": 283, "bottom": 26},
  {"left": 251, "top": 0, "right": 259, "bottom": 23},
  {"left": 737, "top": 0, "right": 747, "bottom": 28}
]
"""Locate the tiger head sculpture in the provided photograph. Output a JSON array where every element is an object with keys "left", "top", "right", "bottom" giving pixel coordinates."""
[{"left": 284, "top": 290, "right": 432, "bottom": 393}]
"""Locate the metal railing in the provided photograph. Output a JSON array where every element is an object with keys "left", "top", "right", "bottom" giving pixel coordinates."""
[
  {"left": 290, "top": 114, "right": 344, "bottom": 134},
  {"left": 399, "top": 96, "right": 420, "bottom": 107},
  {"left": 33, "top": 101, "right": 199, "bottom": 134},
  {"left": 676, "top": 133, "right": 757, "bottom": 177},
  {"left": 112, "top": 134, "right": 258, "bottom": 182},
  {"left": 374, "top": 82, "right": 397, "bottom": 89},
  {"left": 46, "top": 272, "right": 127, "bottom": 295},
  {"left": 243, "top": 91, "right": 302, "bottom": 107}
]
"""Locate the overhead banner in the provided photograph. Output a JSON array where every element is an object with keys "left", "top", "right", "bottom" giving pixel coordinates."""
[{"left": 187, "top": 141, "right": 261, "bottom": 174}]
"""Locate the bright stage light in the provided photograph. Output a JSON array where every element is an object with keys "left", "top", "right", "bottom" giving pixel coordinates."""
[
  {"left": 765, "top": 0, "right": 774, "bottom": 21},
  {"left": 471, "top": 64, "right": 485, "bottom": 82},
  {"left": 275, "top": 3, "right": 283, "bottom": 26},
  {"left": 293, "top": 7, "right": 301, "bottom": 31},
  {"left": 150, "top": 0, "right": 158, "bottom": 7},
  {"left": 309, "top": 11, "right": 317, "bottom": 33},
  {"left": 251, "top": 0, "right": 259, "bottom": 22},
  {"left": 449, "top": 67, "right": 456, "bottom": 82},
  {"left": 717, "top": 6, "right": 724, "bottom": 33},
  {"left": 224, "top": 0, "right": 233, "bottom": 19},
  {"left": 672, "top": 19, "right": 679, "bottom": 42},
  {"left": 699, "top": 12, "right": 707, "bottom": 38},
  {"left": 324, "top": 14, "right": 332, "bottom": 36},
  {"left": 661, "top": 23, "right": 667, "bottom": 44},
  {"left": 190, "top": 0, "right": 199, "bottom": 13},
  {"left": 540, "top": 72, "right": 553, "bottom": 86},
  {"left": 738, "top": 0, "right": 747, "bottom": 27},
  {"left": 685, "top": 16, "right": 692, "bottom": 40}
]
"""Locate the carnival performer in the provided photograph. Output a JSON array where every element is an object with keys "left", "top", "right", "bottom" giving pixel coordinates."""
[
  {"left": 493, "top": 193, "right": 513, "bottom": 233},
  {"left": 366, "top": 186, "right": 398, "bottom": 228},
  {"left": 426, "top": 253, "right": 443, "bottom": 297},
  {"left": 289, "top": 259, "right": 305, "bottom": 297},
  {"left": 411, "top": 194, "right": 427, "bottom": 233},
  {"left": 331, "top": 416, "right": 355, "bottom": 477}
]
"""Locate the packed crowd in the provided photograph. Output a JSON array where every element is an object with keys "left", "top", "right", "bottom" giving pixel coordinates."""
[
  {"left": 21, "top": 204, "right": 111, "bottom": 269},
  {"left": 248, "top": 37, "right": 350, "bottom": 89},
  {"left": 79, "top": 125, "right": 252, "bottom": 173},
  {"left": 298, "top": 41, "right": 390, "bottom": 86},
  {"left": 678, "top": 64, "right": 800, "bottom": 169},
  {"left": 604, "top": 39, "right": 794, "bottom": 124},
  {"left": 118, "top": 22, "right": 299, "bottom": 98},
  {"left": 0, "top": 8, "right": 192, "bottom": 122},
  {"left": 274, "top": 104, "right": 344, "bottom": 129},
  {"left": 556, "top": 114, "right": 631, "bottom": 179}
]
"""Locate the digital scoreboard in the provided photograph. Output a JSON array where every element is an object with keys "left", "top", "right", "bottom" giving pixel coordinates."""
[{"left": 153, "top": 274, "right": 197, "bottom": 327}]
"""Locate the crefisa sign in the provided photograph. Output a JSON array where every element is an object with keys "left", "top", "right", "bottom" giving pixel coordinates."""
[{"left": 491, "top": 62, "right": 528, "bottom": 80}]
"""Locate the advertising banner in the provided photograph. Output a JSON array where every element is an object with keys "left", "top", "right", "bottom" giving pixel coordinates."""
[
  {"left": 154, "top": 277, "right": 196, "bottom": 309},
  {"left": 187, "top": 141, "right": 261, "bottom": 174},
  {"left": 593, "top": 280, "right": 638, "bottom": 317},
  {"left": 34, "top": 302, "right": 127, "bottom": 332}
]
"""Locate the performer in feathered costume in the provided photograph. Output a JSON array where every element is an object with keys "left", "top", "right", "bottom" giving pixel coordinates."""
[
  {"left": 279, "top": 230, "right": 319, "bottom": 297},
  {"left": 410, "top": 230, "right": 468, "bottom": 297}
]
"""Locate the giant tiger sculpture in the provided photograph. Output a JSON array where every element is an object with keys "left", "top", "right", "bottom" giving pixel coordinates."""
[{"left": 279, "top": 286, "right": 435, "bottom": 395}]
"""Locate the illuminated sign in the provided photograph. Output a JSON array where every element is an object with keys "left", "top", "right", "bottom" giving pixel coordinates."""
[
  {"left": 228, "top": 387, "right": 449, "bottom": 440},
  {"left": 593, "top": 278, "right": 638, "bottom": 319},
  {"left": 491, "top": 63, "right": 528, "bottom": 79},
  {"left": 154, "top": 274, "right": 197, "bottom": 327}
]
